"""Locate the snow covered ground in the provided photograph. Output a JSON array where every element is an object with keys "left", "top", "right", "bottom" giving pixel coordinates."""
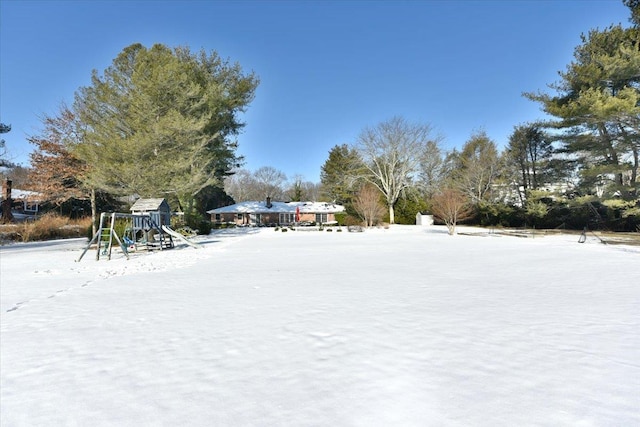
[{"left": 1, "top": 225, "right": 639, "bottom": 426}]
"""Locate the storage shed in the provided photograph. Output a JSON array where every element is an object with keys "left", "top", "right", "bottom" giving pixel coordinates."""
[
  {"left": 130, "top": 198, "right": 171, "bottom": 228},
  {"left": 416, "top": 213, "right": 434, "bottom": 226}
]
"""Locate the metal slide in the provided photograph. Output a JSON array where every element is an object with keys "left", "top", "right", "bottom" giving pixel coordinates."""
[{"left": 161, "top": 225, "right": 203, "bottom": 249}]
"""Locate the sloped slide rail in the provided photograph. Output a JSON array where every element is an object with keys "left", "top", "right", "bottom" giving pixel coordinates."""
[{"left": 161, "top": 225, "right": 203, "bottom": 249}]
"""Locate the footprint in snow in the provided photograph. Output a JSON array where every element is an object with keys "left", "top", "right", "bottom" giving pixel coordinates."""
[{"left": 6, "top": 301, "right": 27, "bottom": 313}]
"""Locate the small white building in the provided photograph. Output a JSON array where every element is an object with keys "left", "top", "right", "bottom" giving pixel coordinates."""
[{"left": 416, "top": 213, "right": 434, "bottom": 226}]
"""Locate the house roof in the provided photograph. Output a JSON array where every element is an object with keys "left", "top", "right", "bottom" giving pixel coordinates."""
[
  {"left": 207, "top": 201, "right": 345, "bottom": 215},
  {"left": 130, "top": 198, "right": 170, "bottom": 212},
  {"left": 0, "top": 188, "right": 41, "bottom": 202}
]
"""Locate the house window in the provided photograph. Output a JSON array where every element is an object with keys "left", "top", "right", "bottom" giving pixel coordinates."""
[
  {"left": 24, "top": 202, "right": 38, "bottom": 213},
  {"left": 215, "top": 213, "right": 221, "bottom": 222},
  {"left": 237, "top": 213, "right": 242, "bottom": 220},
  {"left": 279, "top": 213, "right": 295, "bottom": 224},
  {"left": 315, "top": 213, "right": 327, "bottom": 224}
]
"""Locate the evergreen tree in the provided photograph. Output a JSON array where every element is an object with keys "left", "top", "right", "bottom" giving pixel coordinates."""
[
  {"left": 319, "top": 144, "right": 364, "bottom": 205},
  {"left": 449, "top": 130, "right": 501, "bottom": 204},
  {"left": 74, "top": 43, "right": 259, "bottom": 208},
  {"left": 526, "top": 21, "right": 640, "bottom": 198},
  {"left": 624, "top": 0, "right": 640, "bottom": 26},
  {"left": 503, "top": 123, "right": 564, "bottom": 205},
  {"left": 418, "top": 140, "right": 446, "bottom": 199},
  {"left": 0, "top": 123, "right": 12, "bottom": 168},
  {"left": 394, "top": 190, "right": 430, "bottom": 225}
]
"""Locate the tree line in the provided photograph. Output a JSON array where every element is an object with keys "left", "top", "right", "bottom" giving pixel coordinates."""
[
  {"left": 1, "top": 1, "right": 638, "bottom": 232},
  {"left": 319, "top": 3, "right": 639, "bottom": 232},
  {"left": 3, "top": 44, "right": 259, "bottom": 230}
]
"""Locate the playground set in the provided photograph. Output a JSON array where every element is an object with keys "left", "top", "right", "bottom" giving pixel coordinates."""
[{"left": 77, "top": 198, "right": 200, "bottom": 262}]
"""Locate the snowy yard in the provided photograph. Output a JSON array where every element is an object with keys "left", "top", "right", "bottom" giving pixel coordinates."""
[{"left": 1, "top": 226, "right": 639, "bottom": 426}]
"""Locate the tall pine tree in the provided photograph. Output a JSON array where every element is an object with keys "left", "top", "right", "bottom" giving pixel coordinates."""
[
  {"left": 526, "top": 15, "right": 640, "bottom": 198},
  {"left": 74, "top": 43, "right": 259, "bottom": 211}
]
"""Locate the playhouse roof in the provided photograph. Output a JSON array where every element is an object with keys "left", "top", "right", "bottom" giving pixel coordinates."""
[{"left": 130, "top": 198, "right": 170, "bottom": 212}]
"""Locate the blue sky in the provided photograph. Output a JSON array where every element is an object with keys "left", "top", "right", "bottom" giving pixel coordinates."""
[{"left": 0, "top": 0, "right": 632, "bottom": 182}]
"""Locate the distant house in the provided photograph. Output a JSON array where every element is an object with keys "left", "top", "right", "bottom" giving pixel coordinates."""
[
  {"left": 207, "top": 197, "right": 345, "bottom": 226},
  {"left": 9, "top": 189, "right": 40, "bottom": 214},
  {"left": 1, "top": 180, "right": 41, "bottom": 221}
]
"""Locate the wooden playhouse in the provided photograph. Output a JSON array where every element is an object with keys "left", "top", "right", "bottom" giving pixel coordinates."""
[{"left": 129, "top": 198, "right": 173, "bottom": 249}]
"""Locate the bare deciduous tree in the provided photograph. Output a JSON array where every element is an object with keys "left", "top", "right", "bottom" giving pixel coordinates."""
[
  {"left": 301, "top": 181, "right": 321, "bottom": 202},
  {"left": 27, "top": 106, "right": 89, "bottom": 207},
  {"left": 356, "top": 116, "right": 439, "bottom": 224},
  {"left": 252, "top": 166, "right": 287, "bottom": 199},
  {"left": 224, "top": 169, "right": 255, "bottom": 202},
  {"left": 430, "top": 188, "right": 474, "bottom": 235},
  {"left": 353, "top": 183, "right": 386, "bottom": 227},
  {"left": 224, "top": 166, "right": 287, "bottom": 202},
  {"left": 1, "top": 165, "right": 31, "bottom": 189},
  {"left": 287, "top": 174, "right": 320, "bottom": 201}
]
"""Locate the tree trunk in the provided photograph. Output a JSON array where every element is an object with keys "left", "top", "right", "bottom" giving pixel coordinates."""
[
  {"left": 598, "top": 124, "right": 623, "bottom": 185},
  {"left": 388, "top": 204, "right": 394, "bottom": 224},
  {"left": 90, "top": 188, "right": 97, "bottom": 236},
  {"left": 1, "top": 179, "right": 14, "bottom": 223},
  {"left": 632, "top": 146, "right": 638, "bottom": 189},
  {"left": 619, "top": 124, "right": 638, "bottom": 194}
]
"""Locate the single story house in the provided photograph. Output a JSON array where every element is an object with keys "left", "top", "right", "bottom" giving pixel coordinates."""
[
  {"left": 207, "top": 197, "right": 345, "bottom": 226},
  {"left": 1, "top": 180, "right": 41, "bottom": 221}
]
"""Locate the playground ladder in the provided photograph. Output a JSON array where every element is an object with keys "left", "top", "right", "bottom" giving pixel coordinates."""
[{"left": 77, "top": 212, "right": 130, "bottom": 262}]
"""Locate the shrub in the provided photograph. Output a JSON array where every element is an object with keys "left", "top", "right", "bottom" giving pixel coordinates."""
[
  {"left": 475, "top": 201, "right": 523, "bottom": 227},
  {"left": 16, "top": 213, "right": 92, "bottom": 242},
  {"left": 430, "top": 189, "right": 474, "bottom": 235},
  {"left": 334, "top": 212, "right": 347, "bottom": 226},
  {"left": 197, "top": 220, "right": 212, "bottom": 235},
  {"left": 342, "top": 215, "right": 363, "bottom": 226},
  {"left": 394, "top": 197, "right": 429, "bottom": 225},
  {"left": 212, "top": 222, "right": 234, "bottom": 229}
]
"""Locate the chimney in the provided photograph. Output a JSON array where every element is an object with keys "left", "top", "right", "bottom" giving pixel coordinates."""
[{"left": 266, "top": 196, "right": 272, "bottom": 208}]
